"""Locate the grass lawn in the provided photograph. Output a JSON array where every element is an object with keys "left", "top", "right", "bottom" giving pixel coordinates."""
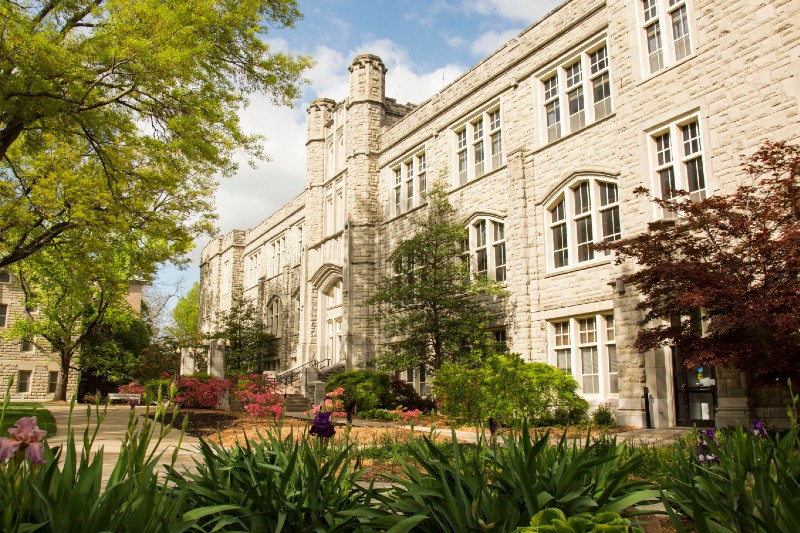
[{"left": 0, "top": 403, "right": 57, "bottom": 437}]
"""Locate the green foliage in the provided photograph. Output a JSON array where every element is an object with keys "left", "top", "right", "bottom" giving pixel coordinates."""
[
  {"left": 369, "top": 177, "right": 508, "bottom": 372},
  {"left": 389, "top": 377, "right": 435, "bottom": 411},
  {"left": 513, "top": 509, "right": 643, "bottom": 532},
  {"left": 0, "top": 403, "right": 56, "bottom": 437},
  {"left": 80, "top": 308, "right": 152, "bottom": 384},
  {"left": 0, "top": 0, "right": 311, "bottom": 270},
  {"left": 170, "top": 428, "right": 380, "bottom": 531},
  {"left": 372, "top": 422, "right": 658, "bottom": 532},
  {"left": 591, "top": 405, "right": 616, "bottom": 428},
  {"left": 130, "top": 339, "right": 181, "bottom": 383},
  {"left": 167, "top": 282, "right": 201, "bottom": 347},
  {"left": 660, "top": 424, "right": 800, "bottom": 532},
  {"left": 325, "top": 370, "right": 393, "bottom": 413},
  {"left": 210, "top": 295, "right": 275, "bottom": 373},
  {"left": 433, "top": 354, "right": 589, "bottom": 426}
]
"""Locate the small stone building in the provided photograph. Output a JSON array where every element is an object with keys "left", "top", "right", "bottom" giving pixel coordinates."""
[{"left": 199, "top": 0, "right": 800, "bottom": 428}]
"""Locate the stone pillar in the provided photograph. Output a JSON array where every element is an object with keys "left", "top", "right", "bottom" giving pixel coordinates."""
[
  {"left": 208, "top": 339, "right": 226, "bottom": 377},
  {"left": 179, "top": 347, "right": 195, "bottom": 376}
]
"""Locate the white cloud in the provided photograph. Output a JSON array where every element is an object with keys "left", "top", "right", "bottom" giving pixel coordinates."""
[
  {"left": 444, "top": 33, "right": 467, "bottom": 49},
  {"left": 461, "top": 0, "right": 563, "bottom": 23},
  {"left": 470, "top": 28, "right": 521, "bottom": 56}
]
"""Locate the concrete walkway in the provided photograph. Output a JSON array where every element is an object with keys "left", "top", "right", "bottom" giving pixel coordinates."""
[{"left": 45, "top": 405, "right": 200, "bottom": 487}]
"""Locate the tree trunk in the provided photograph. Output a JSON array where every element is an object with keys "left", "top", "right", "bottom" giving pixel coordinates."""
[{"left": 54, "top": 352, "right": 73, "bottom": 401}]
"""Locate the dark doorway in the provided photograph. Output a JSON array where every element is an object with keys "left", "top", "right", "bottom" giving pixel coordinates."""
[{"left": 672, "top": 347, "right": 716, "bottom": 427}]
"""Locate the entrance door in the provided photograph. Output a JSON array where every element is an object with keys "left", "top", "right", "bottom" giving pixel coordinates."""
[{"left": 672, "top": 348, "right": 716, "bottom": 427}]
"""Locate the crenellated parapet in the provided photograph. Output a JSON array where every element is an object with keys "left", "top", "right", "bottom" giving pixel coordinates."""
[
  {"left": 348, "top": 54, "right": 387, "bottom": 106},
  {"left": 306, "top": 98, "right": 337, "bottom": 145}
]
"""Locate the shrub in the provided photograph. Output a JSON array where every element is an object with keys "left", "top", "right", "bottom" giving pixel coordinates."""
[
  {"left": 117, "top": 381, "right": 145, "bottom": 397},
  {"left": 591, "top": 404, "right": 616, "bottom": 428},
  {"left": 513, "top": 509, "right": 643, "bottom": 532},
  {"left": 433, "top": 354, "right": 589, "bottom": 426},
  {"left": 173, "top": 376, "right": 231, "bottom": 408},
  {"left": 233, "top": 374, "right": 282, "bottom": 419},
  {"left": 144, "top": 378, "right": 172, "bottom": 400},
  {"left": 388, "top": 376, "right": 435, "bottom": 411},
  {"left": 325, "top": 370, "right": 393, "bottom": 413}
]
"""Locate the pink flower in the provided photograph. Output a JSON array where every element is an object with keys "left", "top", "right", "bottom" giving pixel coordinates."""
[
  {"left": 0, "top": 438, "right": 19, "bottom": 460},
  {"left": 1, "top": 417, "right": 47, "bottom": 465},
  {"left": 8, "top": 417, "right": 47, "bottom": 443}
]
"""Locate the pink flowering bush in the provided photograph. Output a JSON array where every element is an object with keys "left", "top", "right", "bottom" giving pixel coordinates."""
[
  {"left": 173, "top": 377, "right": 231, "bottom": 408},
  {"left": 0, "top": 417, "right": 46, "bottom": 465},
  {"left": 307, "top": 387, "right": 347, "bottom": 419},
  {"left": 118, "top": 382, "right": 145, "bottom": 397},
  {"left": 234, "top": 374, "right": 283, "bottom": 420},
  {"left": 394, "top": 407, "right": 422, "bottom": 424}
]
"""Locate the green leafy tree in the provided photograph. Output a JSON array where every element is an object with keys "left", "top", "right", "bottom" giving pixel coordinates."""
[
  {"left": 0, "top": 0, "right": 312, "bottom": 269},
  {"left": 167, "top": 282, "right": 201, "bottom": 347},
  {"left": 368, "top": 177, "right": 508, "bottom": 372},
  {"left": 211, "top": 295, "right": 274, "bottom": 373},
  {"left": 8, "top": 241, "right": 132, "bottom": 400},
  {"left": 79, "top": 308, "right": 152, "bottom": 384}
]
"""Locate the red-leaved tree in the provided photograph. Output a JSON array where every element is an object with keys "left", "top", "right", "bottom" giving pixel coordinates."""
[{"left": 597, "top": 141, "right": 800, "bottom": 383}]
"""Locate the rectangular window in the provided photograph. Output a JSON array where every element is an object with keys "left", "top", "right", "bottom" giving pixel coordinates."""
[
  {"left": 48, "top": 371, "right": 58, "bottom": 394},
  {"left": 17, "top": 370, "right": 31, "bottom": 393},
  {"left": 640, "top": 0, "right": 694, "bottom": 76},
  {"left": 394, "top": 168, "right": 402, "bottom": 215},
  {"left": 541, "top": 42, "right": 613, "bottom": 144},
  {"left": 573, "top": 183, "right": 593, "bottom": 262},
  {"left": 406, "top": 162, "right": 414, "bottom": 211},
  {"left": 606, "top": 315, "right": 618, "bottom": 394},
  {"left": 550, "top": 201, "right": 568, "bottom": 268},
  {"left": 475, "top": 220, "right": 487, "bottom": 277},
  {"left": 418, "top": 153, "right": 427, "bottom": 198},
  {"left": 453, "top": 107, "right": 503, "bottom": 185},
  {"left": 651, "top": 117, "right": 707, "bottom": 212},
  {"left": 493, "top": 221, "right": 506, "bottom": 282},
  {"left": 551, "top": 315, "right": 615, "bottom": 397},
  {"left": 554, "top": 321, "right": 571, "bottom": 372},
  {"left": 0, "top": 303, "right": 6, "bottom": 327},
  {"left": 470, "top": 219, "right": 506, "bottom": 281},
  {"left": 599, "top": 182, "right": 621, "bottom": 251},
  {"left": 21, "top": 339, "right": 34, "bottom": 352}
]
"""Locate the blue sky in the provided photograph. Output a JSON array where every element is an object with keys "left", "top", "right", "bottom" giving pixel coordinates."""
[{"left": 154, "top": 0, "right": 562, "bottom": 306}]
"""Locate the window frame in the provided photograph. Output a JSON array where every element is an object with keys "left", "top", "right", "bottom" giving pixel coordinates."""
[
  {"left": 0, "top": 303, "right": 7, "bottom": 328},
  {"left": 48, "top": 371, "right": 58, "bottom": 394},
  {"left": 390, "top": 150, "right": 427, "bottom": 217},
  {"left": 637, "top": 0, "right": 695, "bottom": 77},
  {"left": 539, "top": 40, "right": 613, "bottom": 145},
  {"left": 545, "top": 176, "right": 621, "bottom": 272},
  {"left": 648, "top": 115, "right": 707, "bottom": 218},
  {"left": 549, "top": 313, "right": 618, "bottom": 398},
  {"left": 324, "top": 178, "right": 345, "bottom": 235},
  {"left": 267, "top": 298, "right": 282, "bottom": 337},
  {"left": 468, "top": 217, "right": 507, "bottom": 282},
  {"left": 0, "top": 271, "right": 10, "bottom": 283},
  {"left": 17, "top": 370, "right": 32, "bottom": 393},
  {"left": 451, "top": 105, "right": 503, "bottom": 186}
]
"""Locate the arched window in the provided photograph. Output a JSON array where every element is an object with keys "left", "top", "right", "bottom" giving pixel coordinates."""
[
  {"left": 546, "top": 177, "right": 620, "bottom": 271},
  {"left": 267, "top": 298, "right": 282, "bottom": 337},
  {"left": 468, "top": 218, "right": 506, "bottom": 281},
  {"left": 0, "top": 272, "right": 10, "bottom": 283}
]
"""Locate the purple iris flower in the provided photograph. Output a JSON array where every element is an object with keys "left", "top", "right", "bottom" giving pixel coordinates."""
[
  {"left": 751, "top": 419, "right": 768, "bottom": 439},
  {"left": 310, "top": 410, "right": 336, "bottom": 439}
]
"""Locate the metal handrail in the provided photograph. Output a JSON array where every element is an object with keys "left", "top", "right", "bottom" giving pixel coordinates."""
[{"left": 274, "top": 358, "right": 330, "bottom": 387}]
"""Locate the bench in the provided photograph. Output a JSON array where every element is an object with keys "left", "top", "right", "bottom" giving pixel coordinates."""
[{"left": 107, "top": 393, "right": 141, "bottom": 404}]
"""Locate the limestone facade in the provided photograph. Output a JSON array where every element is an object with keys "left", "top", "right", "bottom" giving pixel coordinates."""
[{"left": 199, "top": 0, "right": 800, "bottom": 427}]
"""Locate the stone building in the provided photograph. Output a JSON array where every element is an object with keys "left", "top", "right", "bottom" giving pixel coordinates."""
[
  {"left": 199, "top": 0, "right": 800, "bottom": 428},
  {"left": 0, "top": 270, "right": 144, "bottom": 400}
]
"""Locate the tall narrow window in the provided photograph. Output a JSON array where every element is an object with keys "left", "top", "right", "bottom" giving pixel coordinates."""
[
  {"left": 565, "top": 60, "right": 585, "bottom": 131},
  {"left": 599, "top": 182, "right": 621, "bottom": 251},
  {"left": 492, "top": 222, "right": 506, "bottom": 282},
  {"left": 573, "top": 182, "right": 594, "bottom": 262},
  {"left": 0, "top": 303, "right": 7, "bottom": 327},
  {"left": 579, "top": 317, "right": 599, "bottom": 394},
  {"left": 489, "top": 110, "right": 502, "bottom": 168},
  {"left": 473, "top": 118, "right": 485, "bottom": 178},
  {"left": 457, "top": 129, "right": 468, "bottom": 185},
  {"left": 554, "top": 321, "right": 571, "bottom": 372},
  {"left": 681, "top": 120, "right": 706, "bottom": 201},
  {"left": 550, "top": 200, "right": 568, "bottom": 268},
  {"left": 394, "top": 168, "right": 402, "bottom": 216},
  {"left": 418, "top": 153, "right": 427, "bottom": 198},
  {"left": 48, "top": 371, "right": 58, "bottom": 394},
  {"left": 606, "top": 315, "right": 618, "bottom": 394},
  {"left": 268, "top": 299, "right": 282, "bottom": 337},
  {"left": 544, "top": 74, "right": 561, "bottom": 142},
  {"left": 589, "top": 46, "right": 612, "bottom": 119},
  {"left": 474, "top": 220, "right": 487, "bottom": 277},
  {"left": 406, "top": 161, "right": 415, "bottom": 211}
]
